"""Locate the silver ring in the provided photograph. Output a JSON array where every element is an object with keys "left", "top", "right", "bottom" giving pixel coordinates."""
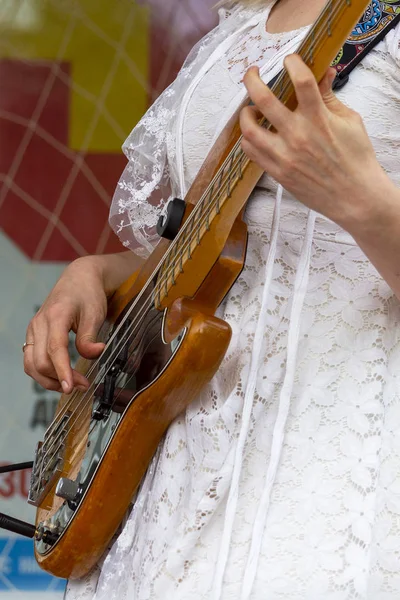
[{"left": 22, "top": 342, "right": 34, "bottom": 353}]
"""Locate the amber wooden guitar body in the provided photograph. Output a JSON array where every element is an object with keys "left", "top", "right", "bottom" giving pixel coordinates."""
[
  {"left": 33, "top": 138, "right": 249, "bottom": 580},
  {"left": 31, "top": 0, "right": 370, "bottom": 579}
]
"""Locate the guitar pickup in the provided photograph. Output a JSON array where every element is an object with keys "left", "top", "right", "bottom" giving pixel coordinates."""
[{"left": 92, "top": 365, "right": 119, "bottom": 420}]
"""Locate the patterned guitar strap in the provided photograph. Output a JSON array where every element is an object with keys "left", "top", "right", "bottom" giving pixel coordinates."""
[
  {"left": 332, "top": 0, "right": 400, "bottom": 90},
  {"left": 265, "top": 1, "right": 400, "bottom": 93}
]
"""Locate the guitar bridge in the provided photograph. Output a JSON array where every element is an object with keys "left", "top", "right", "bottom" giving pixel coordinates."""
[{"left": 28, "top": 413, "right": 69, "bottom": 507}]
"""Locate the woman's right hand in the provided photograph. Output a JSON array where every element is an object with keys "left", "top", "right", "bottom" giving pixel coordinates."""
[{"left": 23, "top": 256, "right": 108, "bottom": 395}]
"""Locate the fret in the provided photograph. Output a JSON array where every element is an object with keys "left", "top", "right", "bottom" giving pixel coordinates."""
[
  {"left": 227, "top": 153, "right": 235, "bottom": 198},
  {"left": 157, "top": 229, "right": 184, "bottom": 301},
  {"left": 196, "top": 195, "right": 206, "bottom": 245},
  {"left": 174, "top": 217, "right": 187, "bottom": 275},
  {"left": 205, "top": 185, "right": 214, "bottom": 231},
  {"left": 187, "top": 207, "right": 196, "bottom": 260},
  {"left": 170, "top": 231, "right": 181, "bottom": 286},
  {"left": 216, "top": 168, "right": 225, "bottom": 213},
  {"left": 164, "top": 262, "right": 169, "bottom": 297},
  {"left": 179, "top": 246, "right": 184, "bottom": 274},
  {"left": 177, "top": 230, "right": 189, "bottom": 266},
  {"left": 238, "top": 151, "right": 244, "bottom": 180},
  {"left": 162, "top": 230, "right": 175, "bottom": 289}
]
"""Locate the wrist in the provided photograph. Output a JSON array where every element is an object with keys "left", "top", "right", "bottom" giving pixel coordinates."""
[
  {"left": 70, "top": 252, "right": 137, "bottom": 297},
  {"left": 91, "top": 255, "right": 117, "bottom": 296},
  {"left": 339, "top": 170, "right": 400, "bottom": 242},
  {"left": 95, "top": 251, "right": 144, "bottom": 297}
]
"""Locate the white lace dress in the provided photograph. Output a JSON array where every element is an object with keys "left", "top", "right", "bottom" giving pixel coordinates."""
[{"left": 66, "top": 16, "right": 400, "bottom": 600}]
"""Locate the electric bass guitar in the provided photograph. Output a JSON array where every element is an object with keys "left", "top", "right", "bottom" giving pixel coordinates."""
[{"left": 28, "top": 0, "right": 372, "bottom": 579}]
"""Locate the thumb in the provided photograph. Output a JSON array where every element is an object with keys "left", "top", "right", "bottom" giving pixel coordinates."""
[
  {"left": 75, "top": 313, "right": 105, "bottom": 359},
  {"left": 319, "top": 67, "right": 347, "bottom": 114}
]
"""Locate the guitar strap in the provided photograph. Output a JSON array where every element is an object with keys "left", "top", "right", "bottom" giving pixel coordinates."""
[
  {"left": 265, "top": 1, "right": 400, "bottom": 93},
  {"left": 332, "top": 0, "right": 400, "bottom": 90}
]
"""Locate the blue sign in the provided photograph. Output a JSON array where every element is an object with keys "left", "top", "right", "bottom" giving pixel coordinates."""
[{"left": 0, "top": 538, "right": 65, "bottom": 592}]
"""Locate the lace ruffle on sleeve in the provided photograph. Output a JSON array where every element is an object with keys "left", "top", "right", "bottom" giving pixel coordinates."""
[
  {"left": 108, "top": 5, "right": 262, "bottom": 258},
  {"left": 109, "top": 95, "right": 176, "bottom": 258}
]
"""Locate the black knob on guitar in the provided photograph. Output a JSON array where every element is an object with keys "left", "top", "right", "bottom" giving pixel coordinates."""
[{"left": 157, "top": 198, "right": 186, "bottom": 241}]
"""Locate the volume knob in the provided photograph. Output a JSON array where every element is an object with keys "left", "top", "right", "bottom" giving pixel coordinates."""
[{"left": 55, "top": 478, "right": 80, "bottom": 502}]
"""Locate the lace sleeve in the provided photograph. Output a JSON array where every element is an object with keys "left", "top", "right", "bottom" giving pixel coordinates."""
[
  {"left": 108, "top": 8, "right": 239, "bottom": 258},
  {"left": 108, "top": 4, "right": 259, "bottom": 258},
  {"left": 108, "top": 102, "right": 175, "bottom": 258}
]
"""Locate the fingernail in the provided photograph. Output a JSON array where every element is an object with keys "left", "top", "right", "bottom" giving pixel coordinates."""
[
  {"left": 61, "top": 381, "right": 69, "bottom": 394},
  {"left": 77, "top": 385, "right": 87, "bottom": 392}
]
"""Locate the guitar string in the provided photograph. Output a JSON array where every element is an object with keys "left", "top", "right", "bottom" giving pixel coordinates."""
[{"left": 37, "top": 0, "right": 350, "bottom": 479}]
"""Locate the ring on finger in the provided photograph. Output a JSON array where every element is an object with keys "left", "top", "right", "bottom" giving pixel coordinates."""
[{"left": 22, "top": 342, "right": 35, "bottom": 353}]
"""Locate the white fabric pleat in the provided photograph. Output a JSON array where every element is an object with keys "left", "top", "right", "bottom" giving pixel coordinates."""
[
  {"left": 241, "top": 208, "right": 317, "bottom": 600},
  {"left": 212, "top": 184, "right": 284, "bottom": 600}
]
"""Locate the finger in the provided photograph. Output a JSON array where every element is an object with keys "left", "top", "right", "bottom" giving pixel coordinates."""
[
  {"left": 46, "top": 311, "right": 75, "bottom": 394},
  {"left": 284, "top": 54, "right": 324, "bottom": 117},
  {"left": 25, "top": 322, "right": 35, "bottom": 345},
  {"left": 31, "top": 311, "right": 72, "bottom": 388},
  {"left": 246, "top": 104, "right": 263, "bottom": 119},
  {"left": 243, "top": 66, "right": 292, "bottom": 133},
  {"left": 31, "top": 316, "right": 57, "bottom": 379},
  {"left": 319, "top": 67, "right": 336, "bottom": 97},
  {"left": 318, "top": 67, "right": 349, "bottom": 115},
  {"left": 27, "top": 318, "right": 61, "bottom": 383},
  {"left": 23, "top": 348, "right": 63, "bottom": 392},
  {"left": 23, "top": 336, "right": 35, "bottom": 377},
  {"left": 240, "top": 105, "right": 285, "bottom": 159},
  {"left": 241, "top": 137, "right": 280, "bottom": 181},
  {"left": 71, "top": 369, "right": 92, "bottom": 391},
  {"left": 75, "top": 311, "right": 105, "bottom": 360},
  {"left": 30, "top": 315, "right": 89, "bottom": 392},
  {"left": 32, "top": 373, "right": 63, "bottom": 392}
]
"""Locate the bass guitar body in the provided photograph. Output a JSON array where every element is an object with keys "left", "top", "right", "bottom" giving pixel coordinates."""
[{"left": 30, "top": 204, "right": 248, "bottom": 580}]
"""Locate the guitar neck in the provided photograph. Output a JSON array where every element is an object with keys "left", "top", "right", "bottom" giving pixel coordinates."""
[
  {"left": 155, "top": 0, "right": 371, "bottom": 308},
  {"left": 273, "top": 0, "right": 371, "bottom": 108}
]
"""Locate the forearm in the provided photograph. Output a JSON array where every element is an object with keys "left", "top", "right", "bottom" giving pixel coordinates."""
[
  {"left": 78, "top": 251, "right": 145, "bottom": 297},
  {"left": 346, "top": 178, "right": 400, "bottom": 301}
]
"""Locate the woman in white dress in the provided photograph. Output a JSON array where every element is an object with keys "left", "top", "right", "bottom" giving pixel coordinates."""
[{"left": 24, "top": 0, "right": 400, "bottom": 598}]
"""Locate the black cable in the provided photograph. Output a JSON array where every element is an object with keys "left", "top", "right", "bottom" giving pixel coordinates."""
[
  {"left": 0, "top": 513, "right": 36, "bottom": 539},
  {"left": 0, "top": 462, "right": 33, "bottom": 474}
]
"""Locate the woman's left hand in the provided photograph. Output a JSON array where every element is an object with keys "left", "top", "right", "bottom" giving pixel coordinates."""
[{"left": 240, "top": 55, "right": 391, "bottom": 231}]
